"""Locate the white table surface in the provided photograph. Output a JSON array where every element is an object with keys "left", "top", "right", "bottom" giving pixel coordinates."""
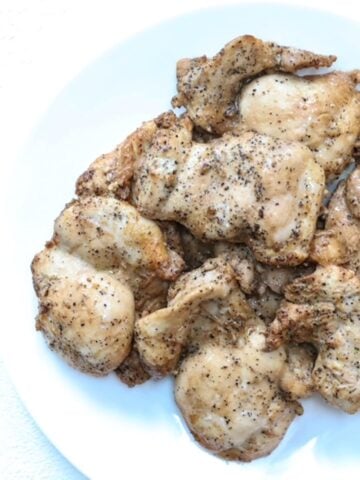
[{"left": 1, "top": 1, "right": 359, "bottom": 478}]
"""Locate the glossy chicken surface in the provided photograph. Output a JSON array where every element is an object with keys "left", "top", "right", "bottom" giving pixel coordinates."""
[{"left": 175, "top": 329, "right": 302, "bottom": 461}]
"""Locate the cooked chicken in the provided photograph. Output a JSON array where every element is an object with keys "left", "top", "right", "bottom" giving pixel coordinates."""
[
  {"left": 172, "top": 35, "right": 335, "bottom": 134},
  {"left": 281, "top": 344, "right": 316, "bottom": 400},
  {"left": 238, "top": 72, "right": 360, "bottom": 177},
  {"left": 212, "top": 243, "right": 257, "bottom": 294},
  {"left": 31, "top": 31, "right": 360, "bottom": 460},
  {"left": 212, "top": 242, "right": 312, "bottom": 338},
  {"left": 135, "top": 254, "right": 305, "bottom": 459},
  {"left": 267, "top": 266, "right": 360, "bottom": 413},
  {"left": 136, "top": 257, "right": 251, "bottom": 376},
  {"left": 311, "top": 166, "right": 360, "bottom": 274},
  {"left": 54, "top": 196, "right": 184, "bottom": 280},
  {"left": 213, "top": 245, "right": 316, "bottom": 399},
  {"left": 175, "top": 317, "right": 302, "bottom": 461},
  {"left": 132, "top": 116, "right": 324, "bottom": 266},
  {"left": 32, "top": 246, "right": 135, "bottom": 375},
  {"left": 54, "top": 196, "right": 186, "bottom": 319},
  {"left": 115, "top": 345, "right": 151, "bottom": 387},
  {"left": 32, "top": 197, "right": 185, "bottom": 375},
  {"left": 347, "top": 165, "right": 360, "bottom": 218},
  {"left": 258, "top": 263, "right": 314, "bottom": 295},
  {"left": 76, "top": 112, "right": 176, "bottom": 199}
]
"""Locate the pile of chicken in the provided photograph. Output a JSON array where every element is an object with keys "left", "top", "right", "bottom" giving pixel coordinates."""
[{"left": 31, "top": 35, "right": 360, "bottom": 461}]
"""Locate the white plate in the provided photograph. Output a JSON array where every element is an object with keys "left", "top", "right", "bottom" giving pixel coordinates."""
[{"left": 3, "top": 4, "right": 360, "bottom": 480}]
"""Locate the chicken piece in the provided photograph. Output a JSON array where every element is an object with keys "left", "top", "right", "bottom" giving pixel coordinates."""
[
  {"left": 239, "top": 72, "right": 360, "bottom": 177},
  {"left": 132, "top": 116, "right": 324, "bottom": 266},
  {"left": 32, "top": 246, "right": 135, "bottom": 375},
  {"left": 75, "top": 112, "right": 176, "bottom": 199},
  {"left": 115, "top": 222, "right": 183, "bottom": 385},
  {"left": 175, "top": 317, "right": 302, "bottom": 461},
  {"left": 311, "top": 166, "right": 360, "bottom": 274},
  {"left": 54, "top": 196, "right": 184, "bottom": 280},
  {"left": 136, "top": 257, "right": 251, "bottom": 376},
  {"left": 172, "top": 34, "right": 335, "bottom": 134},
  {"left": 32, "top": 196, "right": 185, "bottom": 377},
  {"left": 54, "top": 196, "right": 185, "bottom": 317},
  {"left": 136, "top": 255, "right": 304, "bottom": 460},
  {"left": 267, "top": 266, "right": 360, "bottom": 413}
]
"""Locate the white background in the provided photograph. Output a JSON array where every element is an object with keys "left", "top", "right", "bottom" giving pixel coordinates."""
[{"left": 1, "top": 1, "right": 359, "bottom": 478}]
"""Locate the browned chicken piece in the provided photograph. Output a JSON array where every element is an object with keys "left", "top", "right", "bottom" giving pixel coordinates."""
[
  {"left": 185, "top": 282, "right": 315, "bottom": 402},
  {"left": 54, "top": 196, "right": 184, "bottom": 282},
  {"left": 267, "top": 266, "right": 360, "bottom": 413},
  {"left": 172, "top": 34, "right": 335, "bottom": 134},
  {"left": 136, "top": 257, "right": 251, "bottom": 376},
  {"left": 311, "top": 166, "right": 360, "bottom": 274},
  {"left": 136, "top": 255, "right": 305, "bottom": 460},
  {"left": 132, "top": 116, "right": 324, "bottom": 266},
  {"left": 239, "top": 72, "right": 360, "bottom": 177},
  {"left": 175, "top": 307, "right": 303, "bottom": 461},
  {"left": 54, "top": 196, "right": 185, "bottom": 318},
  {"left": 32, "top": 197, "right": 185, "bottom": 376},
  {"left": 32, "top": 246, "right": 135, "bottom": 375},
  {"left": 76, "top": 112, "right": 176, "bottom": 199}
]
